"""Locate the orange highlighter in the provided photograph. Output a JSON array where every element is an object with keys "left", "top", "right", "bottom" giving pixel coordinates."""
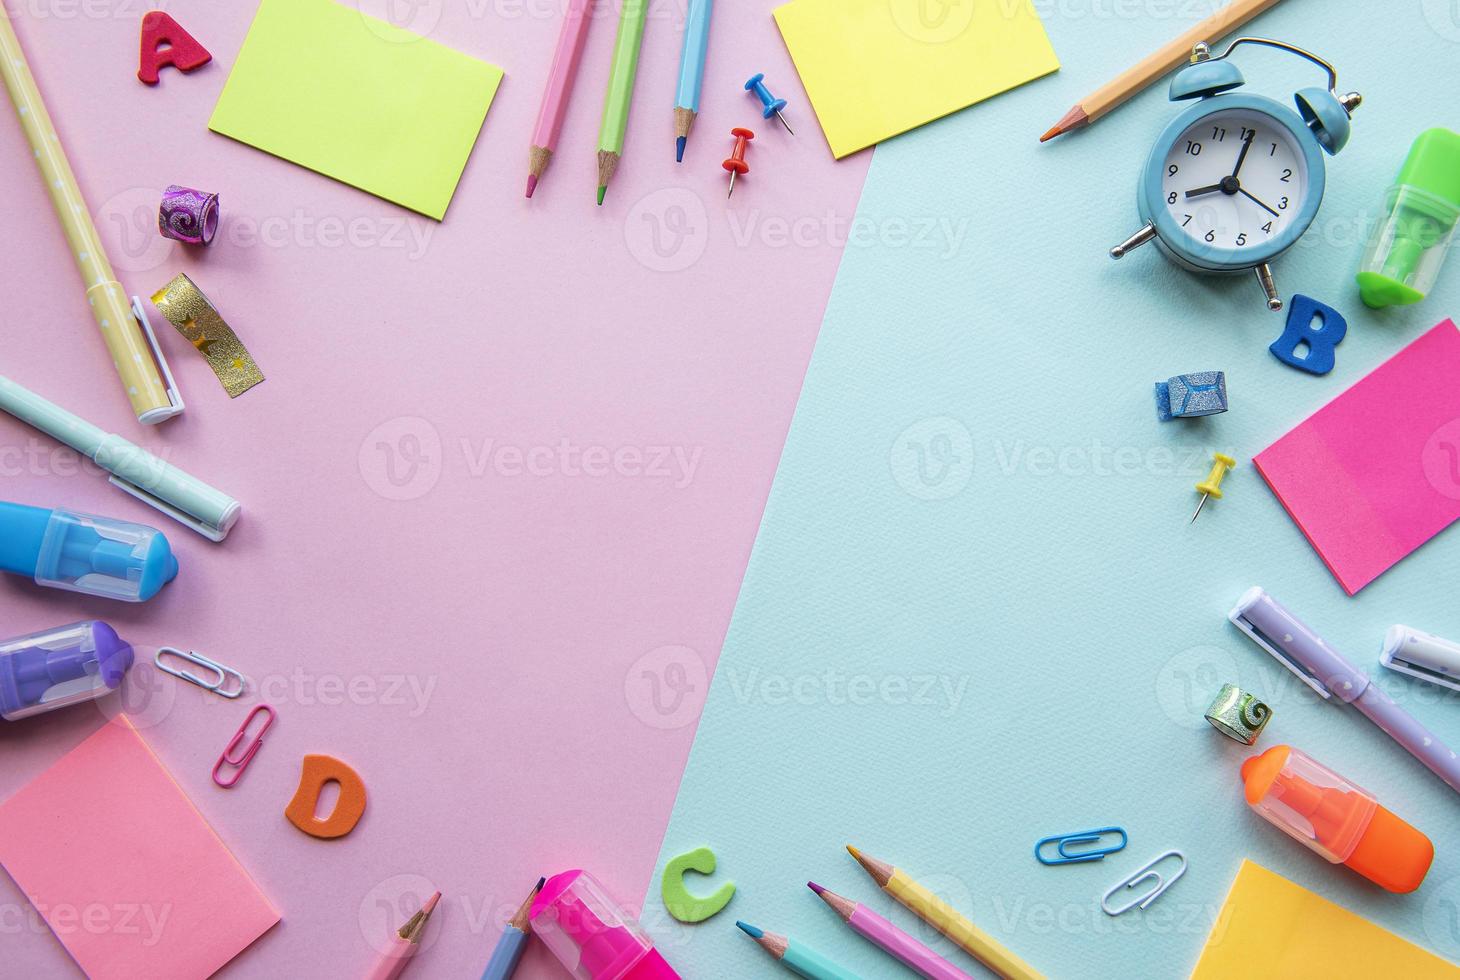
[{"left": 1240, "top": 745, "right": 1433, "bottom": 893}]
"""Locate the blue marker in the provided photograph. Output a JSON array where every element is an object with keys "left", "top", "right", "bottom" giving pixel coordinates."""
[
  {"left": 745, "top": 73, "right": 793, "bottom": 135},
  {"left": 673, "top": 0, "right": 713, "bottom": 162},
  {"left": 0, "top": 500, "right": 178, "bottom": 602}
]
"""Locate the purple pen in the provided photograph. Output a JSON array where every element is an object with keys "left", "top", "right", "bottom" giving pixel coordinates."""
[{"left": 1230, "top": 587, "right": 1460, "bottom": 796}]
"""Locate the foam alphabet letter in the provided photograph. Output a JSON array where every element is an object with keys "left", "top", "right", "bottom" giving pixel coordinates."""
[
  {"left": 661, "top": 846, "right": 736, "bottom": 923},
  {"left": 284, "top": 754, "right": 367, "bottom": 839},
  {"left": 1270, "top": 295, "right": 1348, "bottom": 375},
  {"left": 138, "top": 11, "right": 212, "bottom": 86}
]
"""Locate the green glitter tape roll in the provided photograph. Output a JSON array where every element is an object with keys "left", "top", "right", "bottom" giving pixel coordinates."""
[{"left": 1205, "top": 684, "right": 1271, "bottom": 745}]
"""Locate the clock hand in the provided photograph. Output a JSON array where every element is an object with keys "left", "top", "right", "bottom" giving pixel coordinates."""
[
  {"left": 1230, "top": 134, "right": 1255, "bottom": 179},
  {"left": 1239, "top": 188, "right": 1280, "bottom": 218},
  {"left": 1185, "top": 184, "right": 1224, "bottom": 199}
]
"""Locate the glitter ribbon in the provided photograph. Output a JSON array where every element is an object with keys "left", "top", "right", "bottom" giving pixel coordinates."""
[
  {"left": 158, "top": 184, "right": 219, "bottom": 245},
  {"left": 1204, "top": 683, "right": 1272, "bottom": 745},
  {"left": 151, "top": 274, "right": 264, "bottom": 398}
]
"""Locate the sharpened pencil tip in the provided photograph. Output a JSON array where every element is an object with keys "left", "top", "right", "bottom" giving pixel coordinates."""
[
  {"left": 736, "top": 921, "right": 763, "bottom": 939},
  {"left": 535, "top": 877, "right": 545, "bottom": 890},
  {"left": 525, "top": 175, "right": 538, "bottom": 198},
  {"left": 676, "top": 136, "right": 686, "bottom": 163},
  {"left": 807, "top": 881, "right": 825, "bottom": 895},
  {"left": 845, "top": 844, "right": 861, "bottom": 859},
  {"left": 1039, "top": 126, "right": 1060, "bottom": 143},
  {"left": 422, "top": 891, "right": 441, "bottom": 915},
  {"left": 597, "top": 185, "right": 606, "bottom": 206}
]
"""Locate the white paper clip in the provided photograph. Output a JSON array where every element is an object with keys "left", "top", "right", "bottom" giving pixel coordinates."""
[
  {"left": 154, "top": 647, "right": 245, "bottom": 699},
  {"left": 131, "top": 295, "right": 185, "bottom": 425},
  {"left": 1101, "top": 850, "right": 1186, "bottom": 916},
  {"left": 1379, "top": 625, "right": 1460, "bottom": 693}
]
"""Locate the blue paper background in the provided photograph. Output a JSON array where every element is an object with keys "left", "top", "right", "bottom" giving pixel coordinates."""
[{"left": 645, "top": 2, "right": 1460, "bottom": 977}]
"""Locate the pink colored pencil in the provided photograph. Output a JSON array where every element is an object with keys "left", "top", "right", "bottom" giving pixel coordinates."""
[
  {"left": 526, "top": 0, "right": 593, "bottom": 198},
  {"left": 809, "top": 882, "right": 973, "bottom": 980}
]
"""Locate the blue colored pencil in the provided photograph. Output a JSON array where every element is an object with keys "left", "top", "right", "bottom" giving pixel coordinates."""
[
  {"left": 672, "top": 0, "right": 712, "bottom": 162},
  {"left": 480, "top": 878, "right": 543, "bottom": 980}
]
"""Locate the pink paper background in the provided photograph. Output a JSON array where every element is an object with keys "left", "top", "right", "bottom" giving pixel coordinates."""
[
  {"left": 0, "top": 1, "right": 868, "bottom": 975},
  {"left": 1254, "top": 321, "right": 1460, "bottom": 595}
]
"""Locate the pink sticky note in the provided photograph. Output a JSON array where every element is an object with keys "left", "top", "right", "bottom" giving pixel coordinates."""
[
  {"left": 0, "top": 716, "right": 279, "bottom": 979},
  {"left": 1255, "top": 320, "right": 1460, "bottom": 595}
]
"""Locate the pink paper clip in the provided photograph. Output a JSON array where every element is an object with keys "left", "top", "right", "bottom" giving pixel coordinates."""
[{"left": 212, "top": 704, "right": 276, "bottom": 788}]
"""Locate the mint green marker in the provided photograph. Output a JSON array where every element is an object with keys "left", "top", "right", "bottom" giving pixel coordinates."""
[
  {"left": 737, "top": 921, "right": 862, "bottom": 980},
  {"left": 0, "top": 374, "right": 241, "bottom": 541},
  {"left": 1357, "top": 128, "right": 1460, "bottom": 308}
]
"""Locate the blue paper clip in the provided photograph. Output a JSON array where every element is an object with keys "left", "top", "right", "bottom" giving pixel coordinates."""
[
  {"left": 1100, "top": 850, "right": 1187, "bottom": 916},
  {"left": 1034, "top": 827, "right": 1128, "bottom": 865}
]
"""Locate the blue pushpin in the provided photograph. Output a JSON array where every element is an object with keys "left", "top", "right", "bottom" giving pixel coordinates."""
[{"left": 744, "top": 73, "right": 793, "bottom": 135}]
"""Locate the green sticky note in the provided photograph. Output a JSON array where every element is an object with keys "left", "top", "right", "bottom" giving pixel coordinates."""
[{"left": 209, "top": 0, "right": 503, "bottom": 220}]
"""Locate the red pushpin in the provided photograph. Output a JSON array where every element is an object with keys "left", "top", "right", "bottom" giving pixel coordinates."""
[{"left": 722, "top": 128, "right": 754, "bottom": 198}]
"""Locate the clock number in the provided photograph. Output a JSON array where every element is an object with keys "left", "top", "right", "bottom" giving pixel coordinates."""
[
  {"left": 1167, "top": 164, "right": 1179, "bottom": 177},
  {"left": 1280, "top": 168, "right": 1292, "bottom": 182},
  {"left": 1185, "top": 140, "right": 1202, "bottom": 156},
  {"left": 1204, "top": 230, "right": 1216, "bottom": 243},
  {"left": 1270, "top": 142, "right": 1278, "bottom": 156},
  {"left": 1278, "top": 196, "right": 1289, "bottom": 210},
  {"left": 1182, "top": 214, "right": 1194, "bottom": 226},
  {"left": 1236, "top": 233, "right": 1248, "bottom": 246},
  {"left": 1167, "top": 192, "right": 1178, "bottom": 204},
  {"left": 1211, "top": 126, "right": 1227, "bottom": 141},
  {"left": 1240, "top": 127, "right": 1255, "bottom": 141},
  {"left": 1262, "top": 221, "right": 1274, "bottom": 234}
]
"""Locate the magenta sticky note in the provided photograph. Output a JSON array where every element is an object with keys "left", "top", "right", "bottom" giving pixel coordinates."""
[
  {"left": 0, "top": 716, "right": 279, "bottom": 979},
  {"left": 1255, "top": 320, "right": 1460, "bottom": 595}
]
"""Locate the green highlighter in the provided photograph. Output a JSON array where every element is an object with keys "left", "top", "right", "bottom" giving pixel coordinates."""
[{"left": 1357, "top": 128, "right": 1460, "bottom": 308}]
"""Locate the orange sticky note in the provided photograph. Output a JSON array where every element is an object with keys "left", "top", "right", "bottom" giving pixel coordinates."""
[
  {"left": 0, "top": 716, "right": 279, "bottom": 979},
  {"left": 1193, "top": 861, "right": 1457, "bottom": 978}
]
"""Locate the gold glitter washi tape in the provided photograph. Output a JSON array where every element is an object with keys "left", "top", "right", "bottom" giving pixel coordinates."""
[
  {"left": 151, "top": 273, "right": 264, "bottom": 398},
  {"left": 1204, "top": 683, "right": 1272, "bottom": 745}
]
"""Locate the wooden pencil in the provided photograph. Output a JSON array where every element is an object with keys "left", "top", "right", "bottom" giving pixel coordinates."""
[
  {"left": 595, "top": 0, "right": 649, "bottom": 205},
  {"left": 1040, "top": 0, "right": 1285, "bottom": 142},
  {"left": 809, "top": 882, "right": 973, "bottom": 980},
  {"left": 846, "top": 846, "right": 1043, "bottom": 980},
  {"left": 736, "top": 921, "right": 860, "bottom": 980},
  {"left": 479, "top": 878, "right": 543, "bottom": 980},
  {"left": 526, "top": 0, "right": 592, "bottom": 198}
]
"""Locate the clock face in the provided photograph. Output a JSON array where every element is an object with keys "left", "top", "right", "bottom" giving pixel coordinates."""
[{"left": 1159, "top": 108, "right": 1308, "bottom": 253}]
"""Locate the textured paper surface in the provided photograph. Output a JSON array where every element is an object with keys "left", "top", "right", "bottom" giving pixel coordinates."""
[
  {"left": 0, "top": 2, "right": 871, "bottom": 976},
  {"left": 1193, "top": 862, "right": 1457, "bottom": 977},
  {"left": 0, "top": 717, "right": 278, "bottom": 980},
  {"left": 208, "top": 0, "right": 502, "bottom": 219},
  {"left": 1254, "top": 321, "right": 1460, "bottom": 595},
  {"left": 773, "top": 0, "right": 1059, "bottom": 158},
  {"left": 647, "top": 4, "right": 1460, "bottom": 976}
]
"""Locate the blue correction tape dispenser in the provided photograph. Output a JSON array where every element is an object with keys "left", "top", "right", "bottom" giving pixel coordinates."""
[{"left": 0, "top": 500, "right": 179, "bottom": 602}]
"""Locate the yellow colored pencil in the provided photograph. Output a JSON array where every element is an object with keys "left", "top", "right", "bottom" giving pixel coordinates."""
[
  {"left": 0, "top": 7, "right": 178, "bottom": 424},
  {"left": 1040, "top": 0, "right": 1286, "bottom": 141},
  {"left": 847, "top": 846, "right": 1043, "bottom": 980}
]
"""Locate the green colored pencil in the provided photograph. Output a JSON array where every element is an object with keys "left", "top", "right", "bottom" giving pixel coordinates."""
[{"left": 596, "top": 0, "right": 648, "bottom": 204}]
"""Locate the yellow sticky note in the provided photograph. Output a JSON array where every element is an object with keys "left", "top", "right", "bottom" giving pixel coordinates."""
[
  {"left": 773, "top": 0, "right": 1058, "bottom": 158},
  {"left": 1193, "top": 861, "right": 1458, "bottom": 978},
  {"left": 209, "top": 0, "right": 503, "bottom": 220}
]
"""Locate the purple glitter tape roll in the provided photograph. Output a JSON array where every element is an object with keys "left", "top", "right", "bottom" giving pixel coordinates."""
[{"left": 158, "top": 184, "right": 219, "bottom": 245}]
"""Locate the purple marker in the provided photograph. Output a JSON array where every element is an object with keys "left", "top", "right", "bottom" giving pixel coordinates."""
[
  {"left": 0, "top": 621, "right": 133, "bottom": 721},
  {"left": 1230, "top": 587, "right": 1460, "bottom": 796}
]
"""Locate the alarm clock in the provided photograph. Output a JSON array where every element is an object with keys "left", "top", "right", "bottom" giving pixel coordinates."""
[{"left": 1110, "top": 37, "right": 1362, "bottom": 311}]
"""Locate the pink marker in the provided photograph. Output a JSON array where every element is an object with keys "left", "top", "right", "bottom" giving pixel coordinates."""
[
  {"left": 525, "top": 0, "right": 592, "bottom": 198},
  {"left": 809, "top": 882, "right": 973, "bottom": 980},
  {"left": 530, "top": 870, "right": 681, "bottom": 980}
]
